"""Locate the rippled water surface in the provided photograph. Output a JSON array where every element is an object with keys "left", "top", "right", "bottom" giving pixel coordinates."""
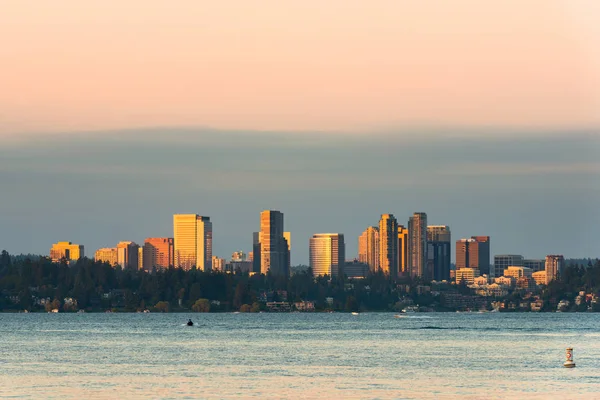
[{"left": 1, "top": 313, "right": 599, "bottom": 399}]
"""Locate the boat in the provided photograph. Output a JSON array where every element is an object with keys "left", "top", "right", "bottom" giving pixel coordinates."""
[
  {"left": 187, "top": 319, "right": 194, "bottom": 326},
  {"left": 351, "top": 312, "right": 359, "bottom": 316}
]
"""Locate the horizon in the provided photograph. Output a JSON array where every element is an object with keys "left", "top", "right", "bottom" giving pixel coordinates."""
[{"left": 1, "top": 127, "right": 598, "bottom": 264}]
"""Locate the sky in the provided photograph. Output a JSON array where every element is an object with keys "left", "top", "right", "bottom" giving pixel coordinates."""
[{"left": 0, "top": 1, "right": 599, "bottom": 263}]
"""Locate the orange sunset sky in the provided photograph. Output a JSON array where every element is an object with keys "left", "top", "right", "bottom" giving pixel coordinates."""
[{"left": 1, "top": 0, "right": 600, "bottom": 137}]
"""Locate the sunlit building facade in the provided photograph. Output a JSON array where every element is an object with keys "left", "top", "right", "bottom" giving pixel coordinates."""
[
  {"left": 545, "top": 255, "right": 565, "bottom": 284},
  {"left": 173, "top": 214, "right": 212, "bottom": 271},
  {"left": 259, "top": 210, "right": 290, "bottom": 278},
  {"left": 309, "top": 233, "right": 345, "bottom": 278},
  {"left": 379, "top": 214, "right": 398, "bottom": 279},
  {"left": 408, "top": 212, "right": 427, "bottom": 278},
  {"left": 359, "top": 226, "right": 379, "bottom": 272},
  {"left": 456, "top": 236, "right": 490, "bottom": 276},
  {"left": 493, "top": 255, "right": 524, "bottom": 280},
  {"left": 94, "top": 247, "right": 117, "bottom": 266},
  {"left": 143, "top": 237, "right": 174, "bottom": 272},
  {"left": 50, "top": 241, "right": 84, "bottom": 263},
  {"left": 398, "top": 225, "right": 409, "bottom": 276},
  {"left": 117, "top": 241, "right": 140, "bottom": 270}
]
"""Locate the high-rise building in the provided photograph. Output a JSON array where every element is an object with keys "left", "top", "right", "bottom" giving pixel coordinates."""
[
  {"left": 94, "top": 247, "right": 117, "bottom": 266},
  {"left": 138, "top": 247, "right": 143, "bottom": 270},
  {"left": 493, "top": 255, "right": 523, "bottom": 280},
  {"left": 408, "top": 212, "right": 427, "bottom": 278},
  {"left": 309, "top": 233, "right": 345, "bottom": 278},
  {"left": 427, "top": 225, "right": 451, "bottom": 282},
  {"left": 358, "top": 226, "right": 379, "bottom": 272},
  {"left": 212, "top": 256, "right": 227, "bottom": 272},
  {"left": 173, "top": 214, "right": 212, "bottom": 271},
  {"left": 398, "top": 225, "right": 409, "bottom": 276},
  {"left": 259, "top": 210, "right": 289, "bottom": 278},
  {"left": 116, "top": 241, "right": 140, "bottom": 270},
  {"left": 455, "top": 236, "right": 490, "bottom": 276},
  {"left": 379, "top": 214, "right": 398, "bottom": 279},
  {"left": 252, "top": 231, "right": 261, "bottom": 273},
  {"left": 50, "top": 241, "right": 84, "bottom": 263},
  {"left": 545, "top": 255, "right": 565, "bottom": 284},
  {"left": 143, "top": 238, "right": 174, "bottom": 272}
]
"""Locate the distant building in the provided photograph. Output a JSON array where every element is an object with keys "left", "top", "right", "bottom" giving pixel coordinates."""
[
  {"left": 503, "top": 266, "right": 533, "bottom": 280},
  {"left": 50, "top": 241, "right": 84, "bottom": 263},
  {"left": 143, "top": 238, "right": 174, "bottom": 272},
  {"left": 231, "top": 251, "right": 247, "bottom": 262},
  {"left": 545, "top": 255, "right": 565, "bottom": 284},
  {"left": 455, "top": 267, "right": 480, "bottom": 284},
  {"left": 427, "top": 225, "right": 451, "bottom": 281},
  {"left": 212, "top": 256, "right": 226, "bottom": 272},
  {"left": 309, "top": 233, "right": 345, "bottom": 278},
  {"left": 456, "top": 236, "right": 490, "bottom": 276},
  {"left": 259, "top": 210, "right": 289, "bottom": 278},
  {"left": 524, "top": 259, "right": 545, "bottom": 272},
  {"left": 359, "top": 226, "right": 379, "bottom": 272},
  {"left": 493, "top": 255, "right": 524, "bottom": 280},
  {"left": 397, "top": 225, "right": 409, "bottom": 276},
  {"left": 230, "top": 260, "right": 253, "bottom": 273},
  {"left": 344, "top": 259, "right": 369, "bottom": 279},
  {"left": 532, "top": 270, "right": 547, "bottom": 286},
  {"left": 173, "top": 214, "right": 212, "bottom": 271},
  {"left": 138, "top": 247, "right": 143, "bottom": 270},
  {"left": 94, "top": 247, "right": 117, "bottom": 266},
  {"left": 379, "top": 214, "right": 398, "bottom": 279},
  {"left": 117, "top": 241, "right": 140, "bottom": 270},
  {"left": 408, "top": 212, "right": 427, "bottom": 278}
]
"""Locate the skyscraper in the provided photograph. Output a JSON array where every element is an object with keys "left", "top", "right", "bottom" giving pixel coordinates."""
[
  {"left": 545, "top": 255, "right": 565, "bottom": 284},
  {"left": 358, "top": 226, "right": 379, "bottom": 272},
  {"left": 427, "top": 225, "right": 451, "bottom": 281},
  {"left": 309, "top": 233, "right": 345, "bottom": 278},
  {"left": 173, "top": 214, "right": 212, "bottom": 271},
  {"left": 408, "top": 212, "right": 427, "bottom": 278},
  {"left": 116, "top": 241, "right": 140, "bottom": 270},
  {"left": 379, "top": 214, "right": 398, "bottom": 279},
  {"left": 455, "top": 236, "right": 490, "bottom": 276},
  {"left": 398, "top": 225, "right": 408, "bottom": 276},
  {"left": 143, "top": 237, "right": 174, "bottom": 272},
  {"left": 50, "top": 241, "right": 84, "bottom": 263},
  {"left": 259, "top": 210, "right": 289, "bottom": 278}
]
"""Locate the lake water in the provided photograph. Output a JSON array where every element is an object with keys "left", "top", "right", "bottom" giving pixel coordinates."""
[{"left": 1, "top": 313, "right": 599, "bottom": 399}]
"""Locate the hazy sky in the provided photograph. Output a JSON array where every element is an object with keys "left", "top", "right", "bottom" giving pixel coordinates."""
[
  {"left": 1, "top": 2, "right": 599, "bottom": 264},
  {"left": 1, "top": 0, "right": 600, "bottom": 135}
]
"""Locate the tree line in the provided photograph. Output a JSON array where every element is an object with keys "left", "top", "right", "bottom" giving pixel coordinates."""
[{"left": 1, "top": 250, "right": 599, "bottom": 312}]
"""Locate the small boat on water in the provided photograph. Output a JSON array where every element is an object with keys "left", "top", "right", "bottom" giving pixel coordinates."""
[
  {"left": 351, "top": 312, "right": 359, "bottom": 316},
  {"left": 187, "top": 319, "right": 194, "bottom": 326}
]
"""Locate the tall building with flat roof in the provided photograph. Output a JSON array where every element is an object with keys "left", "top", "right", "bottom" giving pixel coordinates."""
[
  {"left": 493, "top": 255, "right": 523, "bottom": 280},
  {"left": 50, "top": 241, "right": 84, "bottom": 262},
  {"left": 408, "top": 212, "right": 427, "bottom": 278},
  {"left": 398, "top": 225, "right": 408, "bottom": 276},
  {"left": 359, "top": 226, "right": 379, "bottom": 272},
  {"left": 456, "top": 236, "right": 490, "bottom": 276},
  {"left": 309, "top": 233, "right": 345, "bottom": 278},
  {"left": 427, "top": 225, "right": 451, "bottom": 281},
  {"left": 143, "top": 238, "right": 174, "bottom": 272},
  {"left": 545, "top": 255, "right": 565, "bottom": 284},
  {"left": 259, "top": 210, "right": 289, "bottom": 278},
  {"left": 173, "top": 214, "right": 212, "bottom": 271},
  {"left": 379, "top": 214, "right": 398, "bottom": 279},
  {"left": 95, "top": 247, "right": 117, "bottom": 266},
  {"left": 117, "top": 241, "right": 140, "bottom": 270}
]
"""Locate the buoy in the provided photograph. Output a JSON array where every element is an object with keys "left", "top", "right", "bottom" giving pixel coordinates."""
[{"left": 563, "top": 347, "right": 576, "bottom": 368}]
